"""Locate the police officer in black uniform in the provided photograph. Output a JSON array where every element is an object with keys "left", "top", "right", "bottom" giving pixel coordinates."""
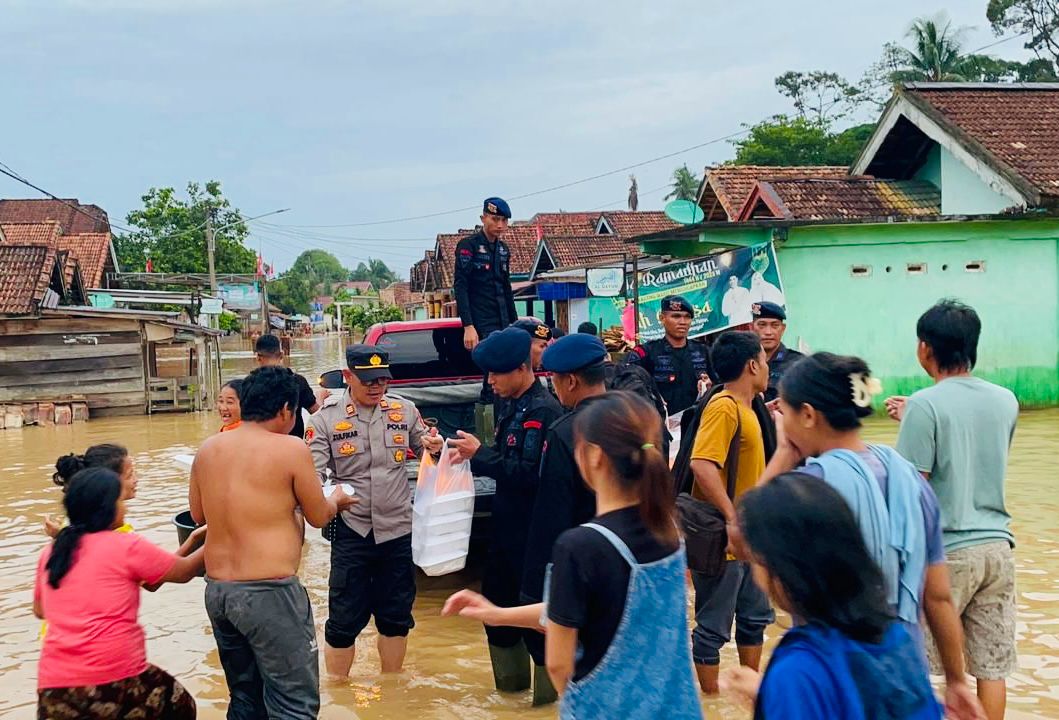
[
  {"left": 454, "top": 197, "right": 517, "bottom": 353},
  {"left": 751, "top": 301, "right": 804, "bottom": 403},
  {"left": 520, "top": 333, "right": 609, "bottom": 706},
  {"left": 626, "top": 295, "right": 714, "bottom": 415},
  {"left": 449, "top": 327, "right": 562, "bottom": 695}
]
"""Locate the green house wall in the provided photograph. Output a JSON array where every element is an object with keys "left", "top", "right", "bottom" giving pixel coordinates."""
[
  {"left": 912, "top": 145, "right": 1015, "bottom": 216},
  {"left": 643, "top": 219, "right": 1059, "bottom": 407}
]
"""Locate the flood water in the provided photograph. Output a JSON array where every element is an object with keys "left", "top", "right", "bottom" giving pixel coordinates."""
[{"left": 1, "top": 334, "right": 1056, "bottom": 718}]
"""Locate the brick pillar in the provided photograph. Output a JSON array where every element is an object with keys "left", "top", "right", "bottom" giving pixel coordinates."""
[
  {"left": 3, "top": 406, "right": 23, "bottom": 429},
  {"left": 54, "top": 405, "right": 72, "bottom": 425},
  {"left": 38, "top": 403, "right": 55, "bottom": 425},
  {"left": 72, "top": 403, "right": 89, "bottom": 422}
]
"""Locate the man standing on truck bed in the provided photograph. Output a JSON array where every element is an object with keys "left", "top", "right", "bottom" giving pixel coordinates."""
[
  {"left": 449, "top": 328, "right": 562, "bottom": 697},
  {"left": 454, "top": 197, "right": 517, "bottom": 356}
]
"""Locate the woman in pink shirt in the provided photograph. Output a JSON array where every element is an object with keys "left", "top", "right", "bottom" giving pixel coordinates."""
[{"left": 34, "top": 467, "right": 205, "bottom": 718}]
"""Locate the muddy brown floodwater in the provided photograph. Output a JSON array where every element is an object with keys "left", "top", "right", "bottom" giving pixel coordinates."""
[{"left": 0, "top": 335, "right": 1056, "bottom": 718}]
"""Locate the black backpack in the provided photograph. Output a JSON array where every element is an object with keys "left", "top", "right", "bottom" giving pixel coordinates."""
[
  {"left": 604, "top": 359, "right": 672, "bottom": 455},
  {"left": 671, "top": 384, "right": 777, "bottom": 497}
]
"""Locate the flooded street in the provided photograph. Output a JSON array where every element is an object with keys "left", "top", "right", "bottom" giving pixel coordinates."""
[{"left": 1, "top": 335, "right": 1056, "bottom": 718}]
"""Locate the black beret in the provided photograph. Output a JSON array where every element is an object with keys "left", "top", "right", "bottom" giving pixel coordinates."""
[
  {"left": 660, "top": 295, "right": 694, "bottom": 315},
  {"left": 345, "top": 344, "right": 392, "bottom": 381},
  {"left": 752, "top": 301, "right": 787, "bottom": 321},
  {"left": 511, "top": 317, "right": 552, "bottom": 341},
  {"left": 472, "top": 327, "right": 531, "bottom": 373},
  {"left": 541, "top": 333, "right": 607, "bottom": 373}
]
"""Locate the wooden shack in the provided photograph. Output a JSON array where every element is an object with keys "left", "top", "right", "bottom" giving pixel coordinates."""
[{"left": 0, "top": 307, "right": 222, "bottom": 417}]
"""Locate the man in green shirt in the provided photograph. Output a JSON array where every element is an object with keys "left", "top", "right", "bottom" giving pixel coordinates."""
[{"left": 887, "top": 300, "right": 1018, "bottom": 720}]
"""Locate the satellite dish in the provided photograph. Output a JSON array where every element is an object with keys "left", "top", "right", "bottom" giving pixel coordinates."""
[{"left": 664, "top": 199, "right": 705, "bottom": 225}]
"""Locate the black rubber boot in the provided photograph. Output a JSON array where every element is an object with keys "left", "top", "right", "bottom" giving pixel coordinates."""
[
  {"left": 532, "top": 664, "right": 558, "bottom": 706},
  {"left": 489, "top": 642, "right": 531, "bottom": 692}
]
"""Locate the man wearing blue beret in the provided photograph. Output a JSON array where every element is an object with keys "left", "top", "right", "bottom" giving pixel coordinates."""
[
  {"left": 750, "top": 301, "right": 802, "bottom": 403},
  {"left": 519, "top": 333, "right": 609, "bottom": 704},
  {"left": 448, "top": 327, "right": 562, "bottom": 696},
  {"left": 454, "top": 198, "right": 517, "bottom": 355}
]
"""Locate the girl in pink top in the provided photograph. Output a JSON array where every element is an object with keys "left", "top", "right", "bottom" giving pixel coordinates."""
[{"left": 34, "top": 467, "right": 205, "bottom": 718}]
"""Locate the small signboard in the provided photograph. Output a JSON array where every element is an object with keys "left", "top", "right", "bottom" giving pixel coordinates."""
[
  {"left": 585, "top": 267, "right": 626, "bottom": 297},
  {"left": 200, "top": 298, "right": 224, "bottom": 315}
]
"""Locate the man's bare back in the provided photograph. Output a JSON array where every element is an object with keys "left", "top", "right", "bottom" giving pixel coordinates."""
[{"left": 191, "top": 422, "right": 353, "bottom": 581}]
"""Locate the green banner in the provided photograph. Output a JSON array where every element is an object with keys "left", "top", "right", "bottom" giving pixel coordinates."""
[{"left": 636, "top": 243, "right": 785, "bottom": 342}]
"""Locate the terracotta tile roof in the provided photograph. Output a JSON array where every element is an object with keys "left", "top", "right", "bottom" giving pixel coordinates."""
[
  {"left": 0, "top": 220, "right": 63, "bottom": 246},
  {"left": 57, "top": 232, "right": 112, "bottom": 287},
  {"left": 379, "top": 281, "right": 412, "bottom": 307},
  {"left": 0, "top": 199, "right": 109, "bottom": 234},
  {"left": 698, "top": 165, "right": 849, "bottom": 221},
  {"left": 0, "top": 244, "right": 58, "bottom": 314},
  {"left": 543, "top": 235, "right": 643, "bottom": 270},
  {"left": 740, "top": 178, "right": 940, "bottom": 221},
  {"left": 903, "top": 84, "right": 1059, "bottom": 201},
  {"left": 598, "top": 211, "right": 678, "bottom": 239},
  {"left": 521, "top": 212, "right": 599, "bottom": 230},
  {"left": 334, "top": 280, "right": 374, "bottom": 293}
]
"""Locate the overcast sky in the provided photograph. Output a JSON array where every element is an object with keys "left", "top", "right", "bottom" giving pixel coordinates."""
[{"left": 0, "top": 1, "right": 1029, "bottom": 277}]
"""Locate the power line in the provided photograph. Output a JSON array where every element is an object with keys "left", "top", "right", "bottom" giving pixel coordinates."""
[
  {"left": 968, "top": 30, "right": 1031, "bottom": 55},
  {"left": 268, "top": 128, "right": 750, "bottom": 229}
]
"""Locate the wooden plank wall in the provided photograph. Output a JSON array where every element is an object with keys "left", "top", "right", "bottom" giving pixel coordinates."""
[{"left": 0, "top": 317, "right": 147, "bottom": 417}]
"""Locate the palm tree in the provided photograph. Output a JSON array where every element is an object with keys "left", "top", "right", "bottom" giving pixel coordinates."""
[
  {"left": 889, "top": 14, "right": 969, "bottom": 82},
  {"left": 665, "top": 165, "right": 700, "bottom": 202}
]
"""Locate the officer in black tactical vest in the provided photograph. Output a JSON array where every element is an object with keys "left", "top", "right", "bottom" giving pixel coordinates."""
[
  {"left": 626, "top": 295, "right": 714, "bottom": 416},
  {"left": 448, "top": 328, "right": 562, "bottom": 696}
]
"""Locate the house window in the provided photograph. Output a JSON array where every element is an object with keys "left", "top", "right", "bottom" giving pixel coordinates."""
[
  {"left": 850, "top": 265, "right": 872, "bottom": 278},
  {"left": 965, "top": 260, "right": 986, "bottom": 273},
  {"left": 906, "top": 263, "right": 927, "bottom": 275}
]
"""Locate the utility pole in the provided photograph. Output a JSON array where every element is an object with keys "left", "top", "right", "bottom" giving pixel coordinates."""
[{"left": 206, "top": 208, "right": 218, "bottom": 295}]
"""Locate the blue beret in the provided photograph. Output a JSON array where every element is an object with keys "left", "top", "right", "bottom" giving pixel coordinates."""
[
  {"left": 752, "top": 301, "right": 786, "bottom": 321},
  {"left": 472, "top": 327, "right": 531, "bottom": 373},
  {"left": 541, "top": 333, "right": 607, "bottom": 374},
  {"left": 660, "top": 295, "right": 694, "bottom": 315},
  {"left": 483, "top": 197, "right": 511, "bottom": 219}
]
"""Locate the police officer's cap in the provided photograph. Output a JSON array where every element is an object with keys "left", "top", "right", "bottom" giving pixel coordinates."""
[
  {"left": 472, "top": 327, "right": 531, "bottom": 374},
  {"left": 660, "top": 295, "right": 694, "bottom": 315},
  {"left": 345, "top": 344, "right": 392, "bottom": 382},
  {"left": 752, "top": 301, "right": 787, "bottom": 321},
  {"left": 483, "top": 197, "right": 512, "bottom": 219},
  {"left": 511, "top": 317, "right": 552, "bottom": 341},
  {"left": 541, "top": 333, "right": 607, "bottom": 374}
]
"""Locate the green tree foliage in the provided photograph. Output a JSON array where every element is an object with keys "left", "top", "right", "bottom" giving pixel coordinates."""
[
  {"left": 114, "top": 181, "right": 255, "bottom": 274},
  {"left": 350, "top": 258, "right": 398, "bottom": 289},
  {"left": 987, "top": 0, "right": 1059, "bottom": 69},
  {"left": 267, "top": 274, "right": 314, "bottom": 315},
  {"left": 664, "top": 165, "right": 701, "bottom": 201},
  {"left": 346, "top": 302, "right": 402, "bottom": 334},
  {"left": 887, "top": 15, "right": 970, "bottom": 82},
  {"left": 290, "top": 250, "right": 348, "bottom": 288},
  {"left": 731, "top": 116, "right": 876, "bottom": 166},
  {"left": 774, "top": 71, "right": 864, "bottom": 124},
  {"left": 218, "top": 311, "right": 241, "bottom": 333}
]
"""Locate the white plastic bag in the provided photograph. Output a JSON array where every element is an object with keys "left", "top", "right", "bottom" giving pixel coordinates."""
[{"left": 412, "top": 441, "right": 474, "bottom": 576}]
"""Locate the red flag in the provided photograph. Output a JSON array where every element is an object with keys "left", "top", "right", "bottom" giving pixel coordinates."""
[
  {"left": 535, "top": 221, "right": 543, "bottom": 242},
  {"left": 256, "top": 254, "right": 264, "bottom": 276},
  {"left": 145, "top": 257, "right": 153, "bottom": 273}
]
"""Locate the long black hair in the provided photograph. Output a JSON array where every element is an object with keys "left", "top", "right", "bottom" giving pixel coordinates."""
[
  {"left": 46, "top": 468, "right": 122, "bottom": 589},
  {"left": 779, "top": 352, "right": 875, "bottom": 430},
  {"left": 52, "top": 444, "right": 128, "bottom": 492},
  {"left": 738, "top": 472, "right": 892, "bottom": 643},
  {"left": 573, "top": 391, "right": 679, "bottom": 544}
]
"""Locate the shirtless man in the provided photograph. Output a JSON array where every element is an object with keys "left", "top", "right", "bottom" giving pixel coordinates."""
[{"left": 190, "top": 366, "right": 355, "bottom": 719}]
